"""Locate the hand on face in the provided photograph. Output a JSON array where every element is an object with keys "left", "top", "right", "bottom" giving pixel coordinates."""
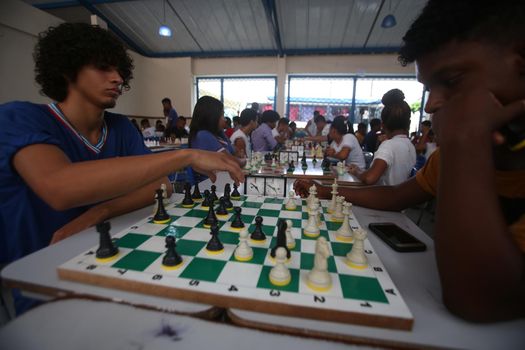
[
  {"left": 432, "top": 89, "right": 525, "bottom": 147},
  {"left": 325, "top": 147, "right": 335, "bottom": 156}
]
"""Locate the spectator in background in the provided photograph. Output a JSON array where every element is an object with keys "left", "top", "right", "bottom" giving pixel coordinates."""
[
  {"left": 232, "top": 116, "right": 240, "bottom": 130},
  {"left": 224, "top": 116, "right": 235, "bottom": 138},
  {"left": 251, "top": 110, "right": 281, "bottom": 152},
  {"left": 326, "top": 117, "right": 366, "bottom": 169},
  {"left": 171, "top": 116, "right": 189, "bottom": 139},
  {"left": 130, "top": 118, "right": 141, "bottom": 134},
  {"left": 349, "top": 89, "right": 416, "bottom": 186},
  {"left": 355, "top": 122, "right": 367, "bottom": 146},
  {"left": 305, "top": 114, "right": 330, "bottom": 143},
  {"left": 155, "top": 120, "right": 165, "bottom": 138},
  {"left": 415, "top": 120, "right": 434, "bottom": 155},
  {"left": 272, "top": 118, "right": 290, "bottom": 144},
  {"left": 363, "top": 118, "right": 382, "bottom": 153},
  {"left": 162, "top": 97, "right": 178, "bottom": 136},
  {"left": 231, "top": 108, "right": 258, "bottom": 159},
  {"left": 305, "top": 110, "right": 320, "bottom": 136},
  {"left": 140, "top": 119, "right": 156, "bottom": 138}
]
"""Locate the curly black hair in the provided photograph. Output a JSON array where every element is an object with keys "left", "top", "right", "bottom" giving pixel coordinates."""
[
  {"left": 399, "top": 0, "right": 525, "bottom": 66},
  {"left": 380, "top": 89, "right": 411, "bottom": 131},
  {"left": 34, "top": 23, "right": 133, "bottom": 102}
]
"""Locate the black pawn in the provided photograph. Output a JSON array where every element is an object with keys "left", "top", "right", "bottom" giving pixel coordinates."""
[
  {"left": 270, "top": 219, "right": 291, "bottom": 259},
  {"left": 162, "top": 235, "right": 182, "bottom": 267},
  {"left": 96, "top": 221, "right": 119, "bottom": 259},
  {"left": 230, "top": 206, "right": 245, "bottom": 229},
  {"left": 192, "top": 182, "right": 202, "bottom": 201},
  {"left": 231, "top": 183, "right": 241, "bottom": 199},
  {"left": 203, "top": 201, "right": 218, "bottom": 227},
  {"left": 153, "top": 189, "right": 170, "bottom": 223},
  {"left": 223, "top": 188, "right": 233, "bottom": 211},
  {"left": 182, "top": 182, "right": 195, "bottom": 207},
  {"left": 210, "top": 185, "right": 219, "bottom": 204},
  {"left": 201, "top": 190, "right": 212, "bottom": 208},
  {"left": 250, "top": 216, "right": 266, "bottom": 241},
  {"left": 216, "top": 197, "right": 228, "bottom": 216},
  {"left": 206, "top": 224, "right": 224, "bottom": 252},
  {"left": 321, "top": 155, "right": 331, "bottom": 172},
  {"left": 301, "top": 151, "right": 307, "bottom": 167}
]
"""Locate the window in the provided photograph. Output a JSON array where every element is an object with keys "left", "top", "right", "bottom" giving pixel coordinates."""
[
  {"left": 287, "top": 75, "right": 425, "bottom": 133},
  {"left": 196, "top": 77, "right": 277, "bottom": 118}
]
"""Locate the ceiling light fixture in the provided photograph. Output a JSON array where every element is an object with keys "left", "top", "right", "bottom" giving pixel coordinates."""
[
  {"left": 158, "top": 0, "right": 172, "bottom": 37},
  {"left": 381, "top": 0, "right": 397, "bottom": 28}
]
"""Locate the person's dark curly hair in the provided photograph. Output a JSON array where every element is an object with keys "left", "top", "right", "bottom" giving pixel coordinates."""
[
  {"left": 380, "top": 89, "right": 411, "bottom": 132},
  {"left": 399, "top": 0, "right": 525, "bottom": 66},
  {"left": 34, "top": 23, "right": 134, "bottom": 102}
]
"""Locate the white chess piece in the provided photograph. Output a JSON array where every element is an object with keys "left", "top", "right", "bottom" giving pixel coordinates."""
[
  {"left": 306, "top": 237, "right": 332, "bottom": 291},
  {"left": 269, "top": 247, "right": 291, "bottom": 286},
  {"left": 327, "top": 179, "right": 338, "bottom": 214},
  {"left": 313, "top": 198, "right": 322, "bottom": 227},
  {"left": 160, "top": 183, "right": 169, "bottom": 206},
  {"left": 331, "top": 196, "right": 345, "bottom": 222},
  {"left": 285, "top": 190, "right": 297, "bottom": 211},
  {"left": 336, "top": 202, "right": 353, "bottom": 242},
  {"left": 234, "top": 228, "right": 253, "bottom": 261},
  {"left": 307, "top": 184, "right": 317, "bottom": 210},
  {"left": 304, "top": 201, "right": 321, "bottom": 237},
  {"left": 346, "top": 228, "right": 368, "bottom": 269},
  {"left": 285, "top": 219, "right": 296, "bottom": 249}
]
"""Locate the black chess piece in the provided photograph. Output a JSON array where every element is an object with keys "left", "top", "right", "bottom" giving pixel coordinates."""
[
  {"left": 162, "top": 235, "right": 183, "bottom": 267},
  {"left": 250, "top": 216, "right": 266, "bottom": 241},
  {"left": 270, "top": 219, "right": 291, "bottom": 259},
  {"left": 182, "top": 182, "right": 195, "bottom": 207},
  {"left": 206, "top": 224, "right": 224, "bottom": 252},
  {"left": 230, "top": 207, "right": 245, "bottom": 229},
  {"left": 153, "top": 189, "right": 171, "bottom": 224},
  {"left": 321, "top": 155, "right": 331, "bottom": 172},
  {"left": 301, "top": 151, "right": 307, "bottom": 166},
  {"left": 231, "top": 183, "right": 241, "bottom": 199},
  {"left": 210, "top": 184, "right": 219, "bottom": 204},
  {"left": 191, "top": 182, "right": 202, "bottom": 201},
  {"left": 223, "top": 186, "right": 233, "bottom": 211},
  {"left": 216, "top": 197, "right": 228, "bottom": 216},
  {"left": 96, "top": 221, "right": 119, "bottom": 259},
  {"left": 203, "top": 200, "right": 218, "bottom": 228},
  {"left": 201, "top": 190, "right": 211, "bottom": 208}
]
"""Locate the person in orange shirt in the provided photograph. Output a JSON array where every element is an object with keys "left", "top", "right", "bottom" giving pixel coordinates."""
[{"left": 295, "top": 0, "right": 525, "bottom": 322}]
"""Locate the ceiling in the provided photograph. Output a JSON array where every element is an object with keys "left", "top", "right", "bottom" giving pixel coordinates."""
[{"left": 23, "top": 0, "right": 428, "bottom": 58}]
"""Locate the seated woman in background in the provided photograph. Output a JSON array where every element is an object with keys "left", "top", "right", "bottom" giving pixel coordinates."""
[
  {"left": 189, "top": 96, "right": 239, "bottom": 162},
  {"left": 348, "top": 89, "right": 416, "bottom": 186},
  {"left": 326, "top": 117, "right": 366, "bottom": 170}
]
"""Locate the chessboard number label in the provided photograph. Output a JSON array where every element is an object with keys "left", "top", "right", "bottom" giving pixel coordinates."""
[
  {"left": 269, "top": 290, "right": 281, "bottom": 297},
  {"left": 86, "top": 264, "right": 97, "bottom": 270},
  {"left": 189, "top": 280, "right": 200, "bottom": 287},
  {"left": 313, "top": 295, "right": 326, "bottom": 303}
]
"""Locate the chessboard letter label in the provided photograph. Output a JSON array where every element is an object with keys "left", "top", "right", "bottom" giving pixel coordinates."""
[
  {"left": 228, "top": 285, "right": 239, "bottom": 292},
  {"left": 385, "top": 289, "right": 397, "bottom": 296}
]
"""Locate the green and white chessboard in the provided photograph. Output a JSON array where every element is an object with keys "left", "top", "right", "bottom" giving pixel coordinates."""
[{"left": 58, "top": 193, "right": 413, "bottom": 330}]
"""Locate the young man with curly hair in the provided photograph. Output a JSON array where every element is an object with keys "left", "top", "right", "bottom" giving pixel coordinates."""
[
  {"left": 0, "top": 23, "right": 243, "bottom": 313},
  {"left": 295, "top": 0, "right": 525, "bottom": 322}
]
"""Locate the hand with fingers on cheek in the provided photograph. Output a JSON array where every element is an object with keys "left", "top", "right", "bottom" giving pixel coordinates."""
[
  {"left": 432, "top": 89, "right": 525, "bottom": 149},
  {"left": 189, "top": 150, "right": 245, "bottom": 185}
]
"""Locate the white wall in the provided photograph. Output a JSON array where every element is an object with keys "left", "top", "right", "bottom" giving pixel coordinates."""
[{"left": 0, "top": 0, "right": 417, "bottom": 119}]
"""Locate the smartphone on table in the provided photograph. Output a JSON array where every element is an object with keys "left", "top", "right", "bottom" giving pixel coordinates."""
[{"left": 368, "top": 223, "right": 426, "bottom": 252}]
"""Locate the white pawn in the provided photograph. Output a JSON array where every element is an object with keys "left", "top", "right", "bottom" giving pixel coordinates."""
[
  {"left": 307, "top": 184, "right": 317, "bottom": 210},
  {"left": 285, "top": 219, "right": 296, "bottom": 249},
  {"left": 306, "top": 237, "right": 332, "bottom": 291},
  {"left": 327, "top": 179, "right": 338, "bottom": 214},
  {"left": 285, "top": 190, "right": 297, "bottom": 211},
  {"left": 161, "top": 183, "right": 169, "bottom": 206},
  {"left": 304, "top": 201, "right": 321, "bottom": 237},
  {"left": 234, "top": 228, "right": 253, "bottom": 261},
  {"left": 313, "top": 197, "right": 322, "bottom": 227},
  {"left": 336, "top": 202, "right": 353, "bottom": 242},
  {"left": 346, "top": 228, "right": 368, "bottom": 269},
  {"left": 331, "top": 196, "right": 344, "bottom": 222},
  {"left": 269, "top": 247, "right": 291, "bottom": 286}
]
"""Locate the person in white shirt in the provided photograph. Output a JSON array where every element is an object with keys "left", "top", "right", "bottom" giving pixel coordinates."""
[
  {"left": 272, "top": 118, "right": 290, "bottom": 144},
  {"left": 140, "top": 118, "right": 156, "bottom": 138},
  {"left": 349, "top": 89, "right": 416, "bottom": 186},
  {"left": 326, "top": 117, "right": 366, "bottom": 169},
  {"left": 305, "top": 114, "right": 330, "bottom": 143},
  {"left": 230, "top": 108, "right": 257, "bottom": 159},
  {"left": 305, "top": 110, "right": 320, "bottom": 136}
]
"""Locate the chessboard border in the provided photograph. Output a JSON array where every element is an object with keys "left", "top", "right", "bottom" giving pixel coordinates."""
[{"left": 57, "top": 267, "right": 413, "bottom": 330}]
